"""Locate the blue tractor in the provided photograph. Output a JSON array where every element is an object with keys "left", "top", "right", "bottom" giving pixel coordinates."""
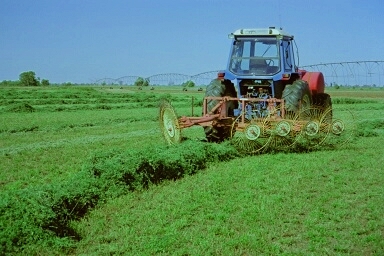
[{"left": 160, "top": 27, "right": 336, "bottom": 152}]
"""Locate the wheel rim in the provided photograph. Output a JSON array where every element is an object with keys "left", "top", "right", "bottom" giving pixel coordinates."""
[
  {"left": 296, "top": 107, "right": 331, "bottom": 148},
  {"left": 275, "top": 120, "right": 291, "bottom": 137},
  {"left": 268, "top": 107, "right": 300, "bottom": 150},
  {"left": 159, "top": 100, "right": 181, "bottom": 145},
  {"left": 325, "top": 109, "right": 356, "bottom": 147},
  {"left": 245, "top": 124, "right": 261, "bottom": 140},
  {"left": 163, "top": 109, "right": 176, "bottom": 138},
  {"left": 230, "top": 115, "right": 271, "bottom": 154},
  {"left": 304, "top": 121, "right": 320, "bottom": 136},
  {"left": 331, "top": 119, "right": 344, "bottom": 135}
]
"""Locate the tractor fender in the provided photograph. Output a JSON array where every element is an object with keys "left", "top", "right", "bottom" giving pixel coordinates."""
[{"left": 300, "top": 71, "right": 325, "bottom": 95}]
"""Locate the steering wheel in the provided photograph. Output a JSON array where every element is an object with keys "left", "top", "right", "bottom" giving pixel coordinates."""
[{"left": 266, "top": 59, "right": 275, "bottom": 66}]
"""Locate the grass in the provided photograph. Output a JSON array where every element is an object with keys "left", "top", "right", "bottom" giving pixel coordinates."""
[
  {"left": 0, "top": 86, "right": 201, "bottom": 190},
  {"left": 0, "top": 85, "right": 383, "bottom": 255},
  {"left": 73, "top": 139, "right": 384, "bottom": 255}
]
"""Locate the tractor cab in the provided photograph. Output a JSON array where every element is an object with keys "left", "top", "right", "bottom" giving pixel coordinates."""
[{"left": 225, "top": 27, "right": 299, "bottom": 99}]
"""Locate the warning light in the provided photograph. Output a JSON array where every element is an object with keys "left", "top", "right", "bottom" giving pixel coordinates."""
[{"left": 282, "top": 73, "right": 291, "bottom": 80}]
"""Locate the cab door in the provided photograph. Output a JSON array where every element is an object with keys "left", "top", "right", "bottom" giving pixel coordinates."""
[{"left": 281, "top": 39, "right": 295, "bottom": 73}]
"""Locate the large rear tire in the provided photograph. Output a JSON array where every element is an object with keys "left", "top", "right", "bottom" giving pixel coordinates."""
[
  {"left": 312, "top": 93, "right": 332, "bottom": 123},
  {"left": 282, "top": 80, "right": 312, "bottom": 113},
  {"left": 204, "top": 79, "right": 237, "bottom": 142}
]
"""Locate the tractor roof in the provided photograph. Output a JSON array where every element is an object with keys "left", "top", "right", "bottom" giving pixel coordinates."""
[{"left": 229, "top": 27, "right": 293, "bottom": 39}]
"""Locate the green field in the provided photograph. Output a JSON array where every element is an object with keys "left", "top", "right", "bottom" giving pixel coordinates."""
[{"left": 1, "top": 85, "right": 383, "bottom": 255}]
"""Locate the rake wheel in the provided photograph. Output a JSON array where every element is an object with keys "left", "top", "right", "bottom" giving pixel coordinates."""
[
  {"left": 230, "top": 115, "right": 271, "bottom": 154},
  {"left": 325, "top": 108, "right": 356, "bottom": 147},
  {"left": 159, "top": 100, "right": 181, "bottom": 145},
  {"left": 267, "top": 108, "right": 301, "bottom": 150},
  {"left": 296, "top": 106, "right": 331, "bottom": 148}
]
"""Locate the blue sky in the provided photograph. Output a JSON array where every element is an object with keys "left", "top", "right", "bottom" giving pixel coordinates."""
[{"left": 1, "top": 0, "right": 383, "bottom": 83}]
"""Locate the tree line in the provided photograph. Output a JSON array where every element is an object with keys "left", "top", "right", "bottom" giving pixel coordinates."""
[
  {"left": 132, "top": 77, "right": 195, "bottom": 87},
  {"left": 1, "top": 71, "right": 199, "bottom": 87},
  {"left": 0, "top": 71, "right": 50, "bottom": 86}
]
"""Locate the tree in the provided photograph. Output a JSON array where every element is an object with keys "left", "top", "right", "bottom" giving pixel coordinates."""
[
  {"left": 0, "top": 80, "right": 20, "bottom": 86},
  {"left": 134, "top": 77, "right": 150, "bottom": 87},
  {"left": 19, "top": 71, "right": 39, "bottom": 86},
  {"left": 41, "top": 79, "right": 50, "bottom": 86},
  {"left": 182, "top": 80, "right": 195, "bottom": 88}
]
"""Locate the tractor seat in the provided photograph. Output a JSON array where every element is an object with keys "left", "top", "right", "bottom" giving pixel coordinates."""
[
  {"left": 250, "top": 59, "right": 267, "bottom": 70},
  {"left": 266, "top": 66, "right": 279, "bottom": 74}
]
